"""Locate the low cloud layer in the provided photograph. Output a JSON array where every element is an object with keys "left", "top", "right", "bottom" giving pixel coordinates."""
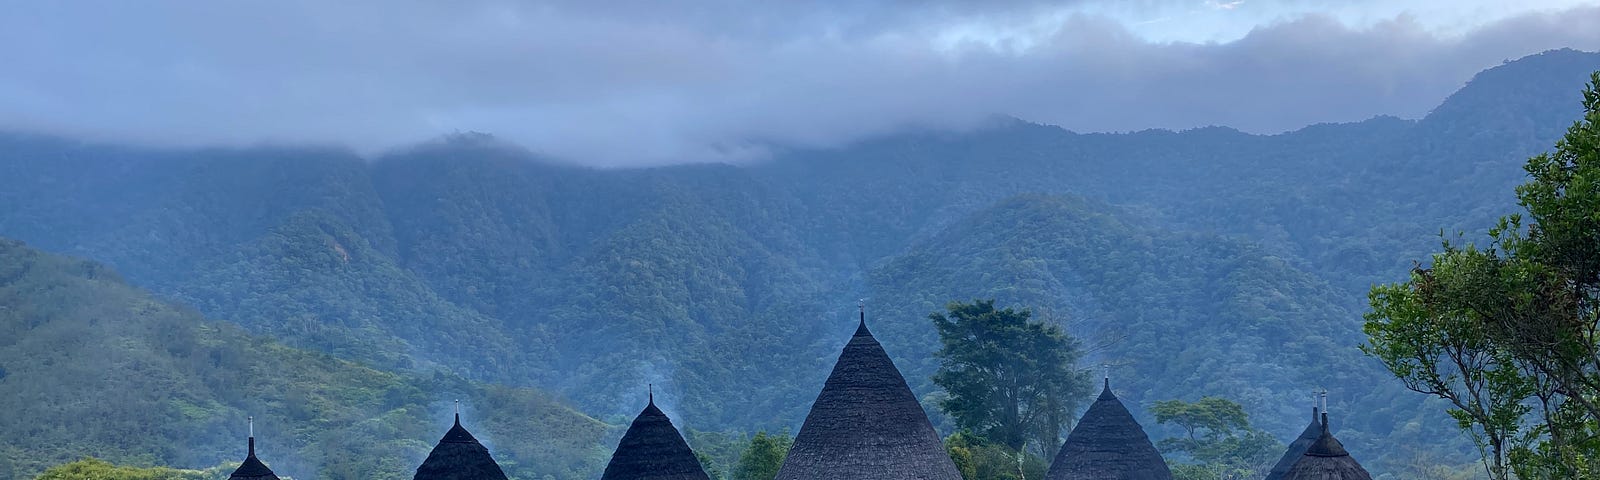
[{"left": 2, "top": 1, "right": 1598, "bottom": 166}]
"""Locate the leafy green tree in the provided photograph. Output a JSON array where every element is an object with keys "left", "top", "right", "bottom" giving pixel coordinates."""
[
  {"left": 732, "top": 431, "right": 791, "bottom": 480},
  {"left": 34, "top": 458, "right": 222, "bottom": 480},
  {"left": 1152, "top": 397, "right": 1281, "bottom": 480},
  {"left": 931, "top": 300, "right": 1092, "bottom": 456},
  {"left": 1364, "top": 71, "right": 1600, "bottom": 479},
  {"left": 943, "top": 432, "right": 1049, "bottom": 480}
]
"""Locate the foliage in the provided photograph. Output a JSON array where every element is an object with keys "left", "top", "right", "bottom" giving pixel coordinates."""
[
  {"left": 34, "top": 458, "right": 228, "bottom": 480},
  {"left": 1152, "top": 397, "right": 1281, "bottom": 479},
  {"left": 731, "top": 431, "right": 792, "bottom": 480},
  {"left": 1363, "top": 71, "right": 1600, "bottom": 479},
  {"left": 0, "top": 239, "right": 609, "bottom": 479},
  {"left": 944, "top": 432, "right": 1049, "bottom": 480},
  {"left": 930, "top": 300, "right": 1092, "bottom": 455}
]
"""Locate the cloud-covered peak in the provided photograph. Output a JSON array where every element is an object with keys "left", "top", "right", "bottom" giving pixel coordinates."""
[{"left": 0, "top": 1, "right": 1597, "bottom": 167}]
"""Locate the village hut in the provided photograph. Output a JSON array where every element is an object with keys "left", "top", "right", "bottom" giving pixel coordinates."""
[
  {"left": 1044, "top": 378, "right": 1173, "bottom": 480},
  {"left": 773, "top": 306, "right": 963, "bottom": 480},
  {"left": 413, "top": 402, "right": 510, "bottom": 480},
  {"left": 1280, "top": 413, "right": 1373, "bottom": 480},
  {"left": 1266, "top": 394, "right": 1328, "bottom": 480},
  {"left": 229, "top": 417, "right": 281, "bottom": 480},
  {"left": 600, "top": 389, "right": 711, "bottom": 480}
]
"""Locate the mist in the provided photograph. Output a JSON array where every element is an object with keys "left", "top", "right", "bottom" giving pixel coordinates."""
[{"left": 2, "top": 1, "right": 1598, "bottom": 166}]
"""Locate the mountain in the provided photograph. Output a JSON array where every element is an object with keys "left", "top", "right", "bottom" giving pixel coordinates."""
[
  {"left": 1, "top": 49, "right": 1597, "bottom": 477},
  {"left": 0, "top": 238, "right": 609, "bottom": 479}
]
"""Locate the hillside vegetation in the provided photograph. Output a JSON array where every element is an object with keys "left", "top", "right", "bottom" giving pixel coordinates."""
[
  {"left": 0, "top": 239, "right": 610, "bottom": 479},
  {"left": 2, "top": 49, "right": 1598, "bottom": 477}
]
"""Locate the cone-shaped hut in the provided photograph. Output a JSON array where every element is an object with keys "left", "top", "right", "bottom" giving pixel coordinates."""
[
  {"left": 229, "top": 418, "right": 281, "bottom": 480},
  {"left": 774, "top": 307, "right": 962, "bottom": 480},
  {"left": 1281, "top": 413, "right": 1373, "bottom": 480},
  {"left": 600, "top": 389, "right": 711, "bottom": 480},
  {"left": 413, "top": 403, "right": 510, "bottom": 480},
  {"left": 1044, "top": 378, "right": 1173, "bottom": 480},
  {"left": 1265, "top": 407, "right": 1323, "bottom": 480}
]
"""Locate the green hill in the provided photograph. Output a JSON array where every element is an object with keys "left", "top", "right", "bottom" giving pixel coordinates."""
[
  {"left": 0, "top": 238, "right": 609, "bottom": 479},
  {"left": 0, "top": 50, "right": 1597, "bottom": 477}
]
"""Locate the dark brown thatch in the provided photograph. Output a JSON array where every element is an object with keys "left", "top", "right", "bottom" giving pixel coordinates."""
[
  {"left": 228, "top": 437, "right": 281, "bottom": 480},
  {"left": 774, "top": 316, "right": 963, "bottom": 480},
  {"left": 1280, "top": 414, "right": 1373, "bottom": 480},
  {"left": 601, "top": 394, "right": 711, "bottom": 480},
  {"left": 1264, "top": 408, "right": 1323, "bottom": 480},
  {"left": 1044, "top": 379, "right": 1173, "bottom": 480},
  {"left": 413, "top": 414, "right": 510, "bottom": 480}
]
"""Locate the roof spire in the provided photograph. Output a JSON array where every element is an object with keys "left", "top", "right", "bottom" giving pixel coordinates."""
[
  {"left": 247, "top": 416, "right": 255, "bottom": 457},
  {"left": 852, "top": 299, "right": 872, "bottom": 337},
  {"left": 1311, "top": 390, "right": 1321, "bottom": 420},
  {"left": 858, "top": 299, "right": 866, "bottom": 327},
  {"left": 649, "top": 383, "right": 655, "bottom": 405},
  {"left": 1319, "top": 390, "right": 1331, "bottom": 432},
  {"left": 455, "top": 399, "right": 461, "bottom": 426},
  {"left": 1102, "top": 363, "right": 1111, "bottom": 390}
]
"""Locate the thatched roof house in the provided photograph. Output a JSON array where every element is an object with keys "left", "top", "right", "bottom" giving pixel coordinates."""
[
  {"left": 774, "top": 310, "right": 962, "bottom": 480},
  {"left": 228, "top": 422, "right": 281, "bottom": 480},
  {"left": 1280, "top": 413, "right": 1373, "bottom": 480},
  {"left": 1044, "top": 379, "right": 1173, "bottom": 480},
  {"left": 1264, "top": 407, "right": 1322, "bottom": 480},
  {"left": 413, "top": 410, "right": 510, "bottom": 480},
  {"left": 600, "top": 392, "right": 711, "bottom": 480}
]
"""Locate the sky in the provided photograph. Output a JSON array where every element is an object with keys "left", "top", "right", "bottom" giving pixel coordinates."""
[{"left": 1, "top": 1, "right": 1598, "bottom": 167}]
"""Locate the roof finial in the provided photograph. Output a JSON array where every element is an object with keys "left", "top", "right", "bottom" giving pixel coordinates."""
[
  {"left": 247, "top": 416, "right": 256, "bottom": 457},
  {"left": 1102, "top": 363, "right": 1111, "bottom": 390},
  {"left": 1319, "top": 390, "right": 1330, "bottom": 432},
  {"left": 648, "top": 383, "right": 655, "bottom": 405},
  {"left": 858, "top": 298, "right": 866, "bottom": 326},
  {"left": 1311, "top": 390, "right": 1320, "bottom": 420},
  {"left": 454, "top": 399, "right": 461, "bottom": 426}
]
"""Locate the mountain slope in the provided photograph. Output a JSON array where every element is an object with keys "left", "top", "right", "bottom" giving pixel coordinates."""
[
  {"left": 0, "top": 49, "right": 1595, "bottom": 478},
  {"left": 0, "top": 238, "right": 609, "bottom": 479},
  {"left": 862, "top": 195, "right": 1458, "bottom": 458}
]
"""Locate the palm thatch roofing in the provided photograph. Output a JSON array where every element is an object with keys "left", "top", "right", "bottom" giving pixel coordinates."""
[
  {"left": 1044, "top": 379, "right": 1173, "bottom": 480},
  {"left": 600, "top": 394, "right": 711, "bottom": 480},
  {"left": 413, "top": 413, "right": 510, "bottom": 480},
  {"left": 1265, "top": 408, "right": 1322, "bottom": 480},
  {"left": 228, "top": 437, "right": 281, "bottom": 480},
  {"left": 774, "top": 316, "right": 963, "bottom": 480},
  {"left": 1280, "top": 414, "right": 1373, "bottom": 480}
]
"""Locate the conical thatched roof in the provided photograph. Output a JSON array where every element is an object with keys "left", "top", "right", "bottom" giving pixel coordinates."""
[
  {"left": 228, "top": 437, "right": 281, "bottom": 480},
  {"left": 1265, "top": 408, "right": 1322, "bottom": 480},
  {"left": 413, "top": 413, "right": 510, "bottom": 480},
  {"left": 600, "top": 393, "right": 711, "bottom": 480},
  {"left": 774, "top": 314, "right": 962, "bottom": 480},
  {"left": 1045, "top": 379, "right": 1173, "bottom": 480},
  {"left": 1281, "top": 414, "right": 1372, "bottom": 480}
]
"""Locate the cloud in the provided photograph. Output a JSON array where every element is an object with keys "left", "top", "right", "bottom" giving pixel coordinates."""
[{"left": 0, "top": 1, "right": 1597, "bottom": 167}]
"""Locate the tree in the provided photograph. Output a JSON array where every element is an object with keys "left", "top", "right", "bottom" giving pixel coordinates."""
[
  {"left": 944, "top": 431, "right": 1049, "bottom": 480},
  {"left": 931, "top": 300, "right": 1093, "bottom": 456},
  {"left": 732, "top": 431, "right": 792, "bottom": 480},
  {"left": 34, "top": 458, "right": 220, "bottom": 480},
  {"left": 1364, "top": 71, "right": 1600, "bottom": 479},
  {"left": 1152, "top": 397, "right": 1281, "bottom": 480}
]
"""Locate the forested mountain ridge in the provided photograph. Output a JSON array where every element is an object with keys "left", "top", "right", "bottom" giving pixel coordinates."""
[
  {"left": 1, "top": 49, "right": 1597, "bottom": 477},
  {"left": 0, "top": 238, "right": 611, "bottom": 479}
]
